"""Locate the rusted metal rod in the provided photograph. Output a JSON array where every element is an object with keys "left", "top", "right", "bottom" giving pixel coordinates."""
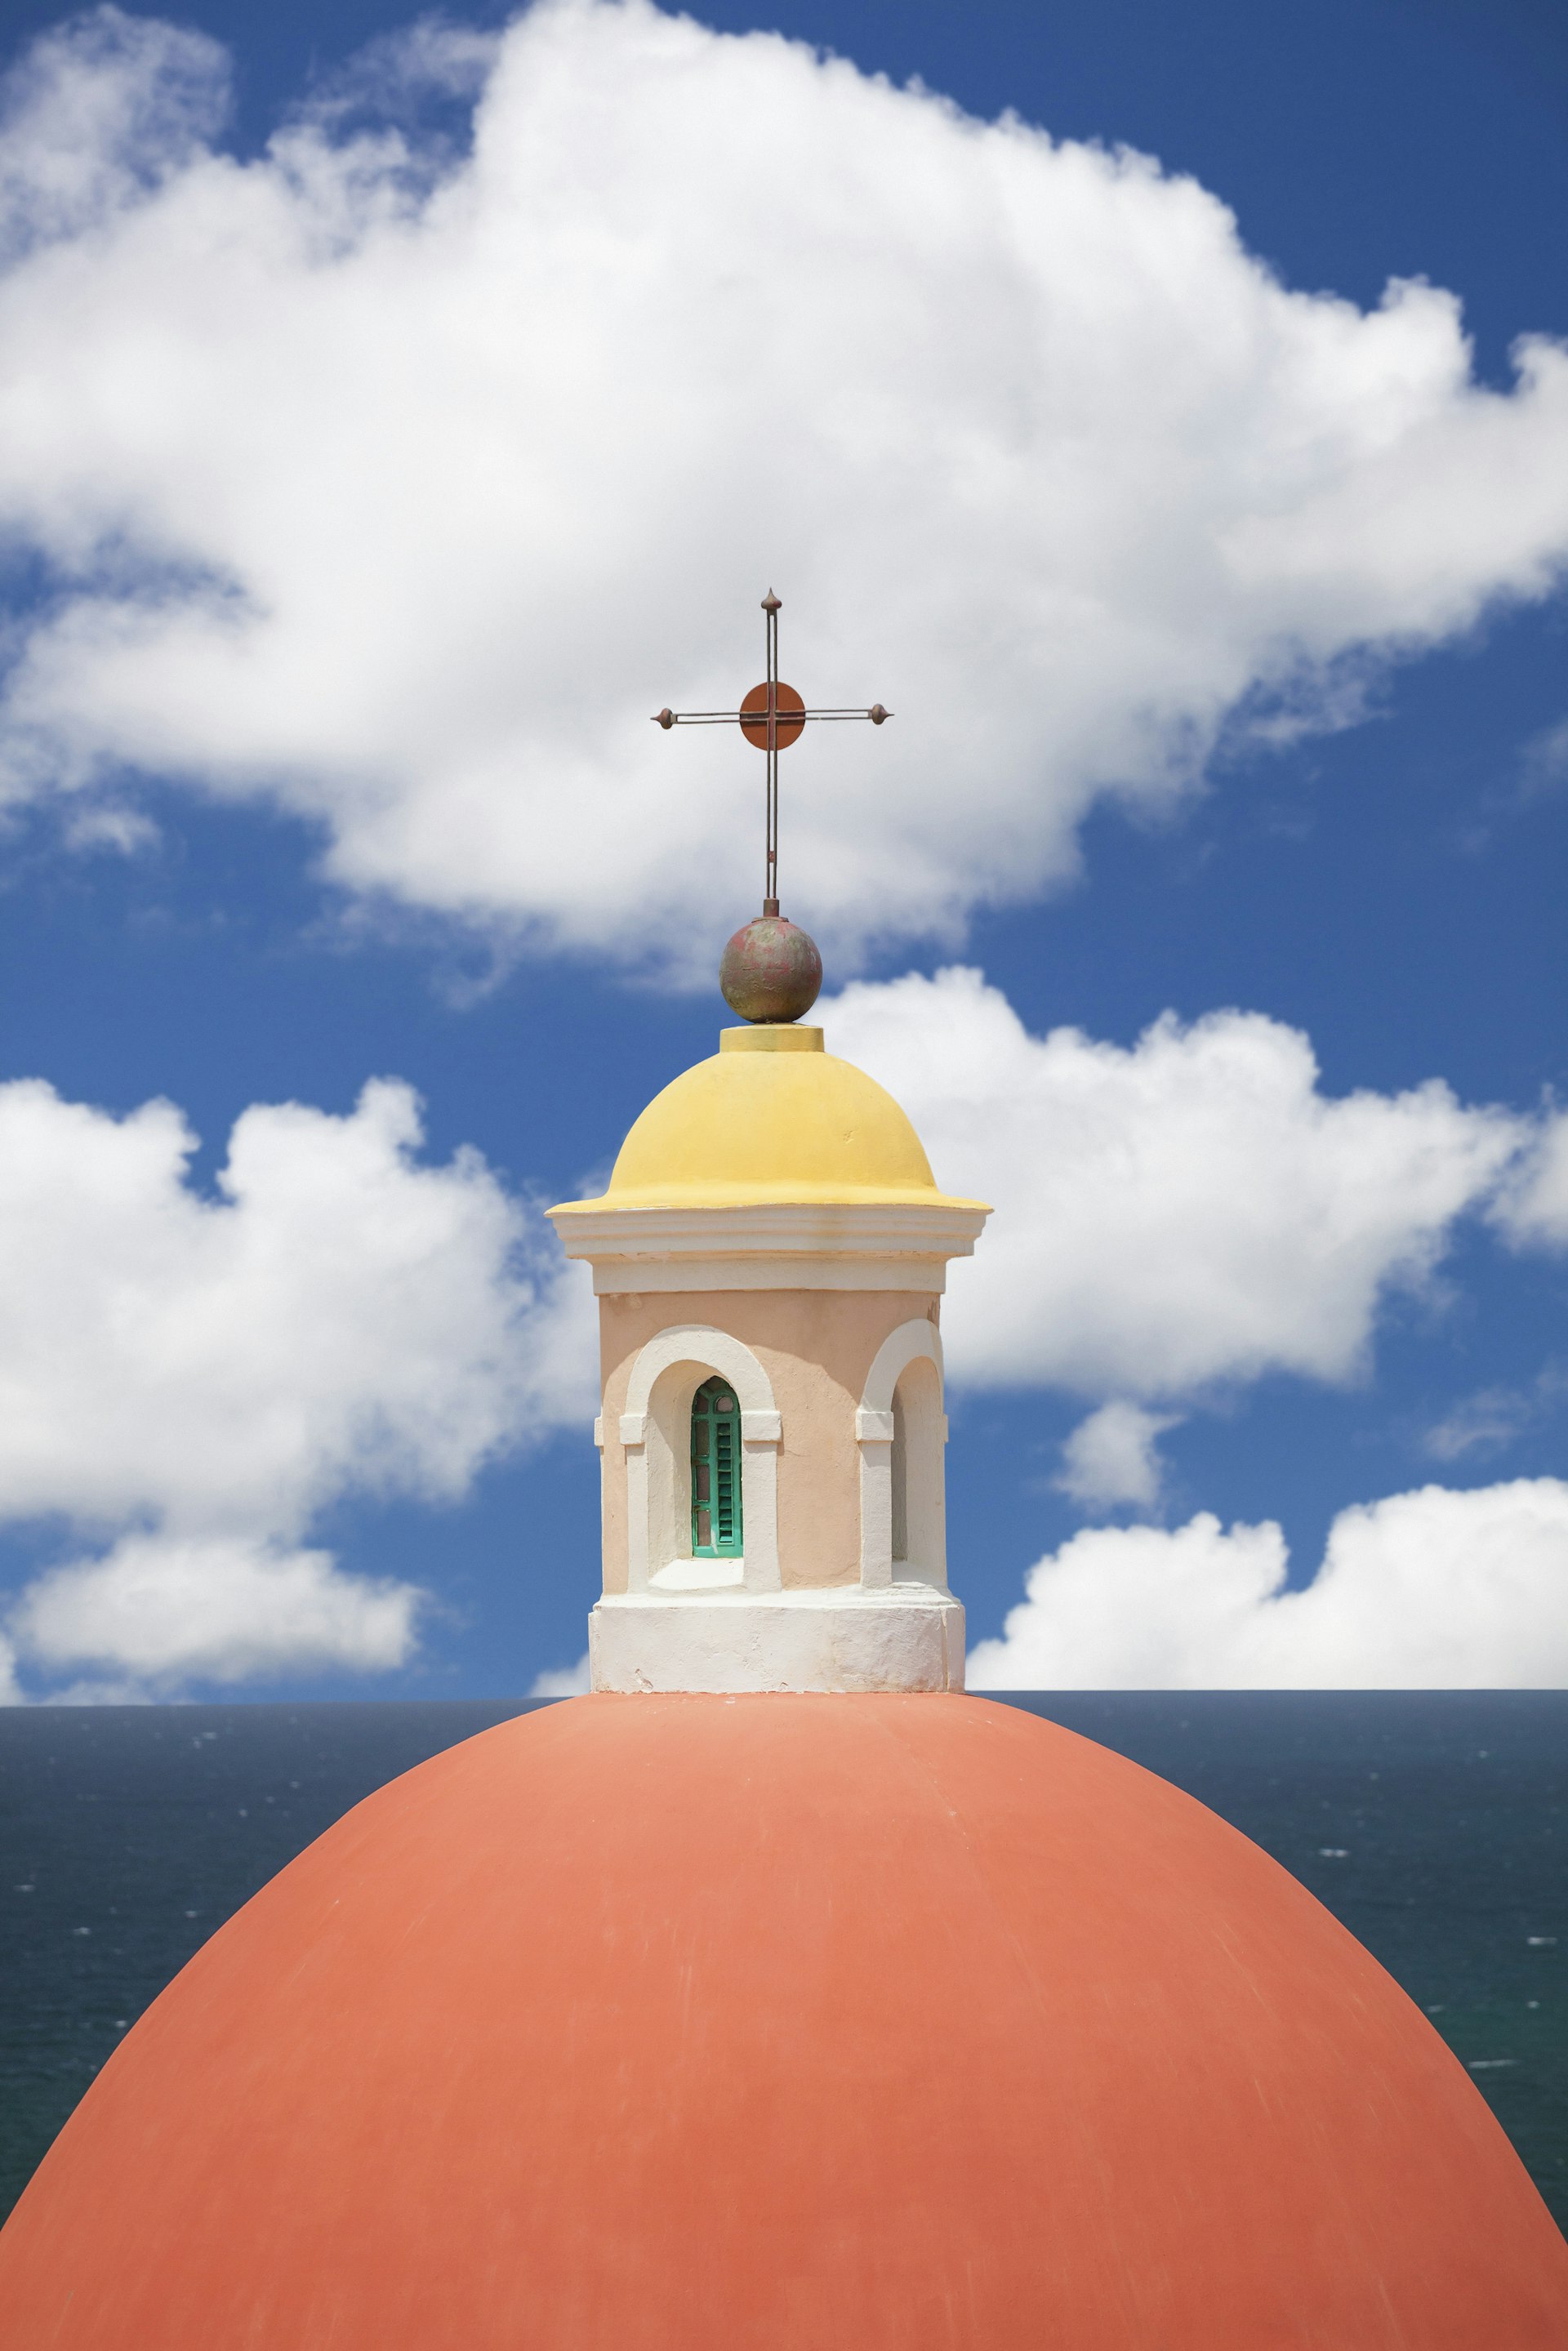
[
  {"left": 652, "top": 593, "right": 892, "bottom": 919},
  {"left": 652, "top": 708, "right": 891, "bottom": 725}
]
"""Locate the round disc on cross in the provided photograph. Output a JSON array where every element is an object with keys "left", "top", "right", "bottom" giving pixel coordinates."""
[{"left": 739, "top": 681, "right": 805, "bottom": 750}]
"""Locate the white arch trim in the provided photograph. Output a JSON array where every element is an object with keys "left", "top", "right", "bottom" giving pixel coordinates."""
[
  {"left": 858, "top": 1318, "right": 944, "bottom": 1422},
  {"left": 856, "top": 1320, "right": 946, "bottom": 1591},
  {"left": 624, "top": 1323, "right": 779, "bottom": 1425},
  {"left": 619, "top": 1325, "right": 781, "bottom": 1596}
]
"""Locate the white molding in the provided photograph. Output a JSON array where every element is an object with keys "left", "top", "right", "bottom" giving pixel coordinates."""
[
  {"left": 619, "top": 1325, "right": 781, "bottom": 1596},
  {"left": 550, "top": 1200, "right": 988, "bottom": 1294},
  {"left": 587, "top": 1256, "right": 954, "bottom": 1295},
  {"left": 588, "top": 1584, "right": 966, "bottom": 1694},
  {"left": 625, "top": 1325, "right": 778, "bottom": 1418},
  {"left": 858, "top": 1321, "right": 947, "bottom": 1592},
  {"left": 592, "top": 1417, "right": 604, "bottom": 1450},
  {"left": 860, "top": 1320, "right": 944, "bottom": 1413}
]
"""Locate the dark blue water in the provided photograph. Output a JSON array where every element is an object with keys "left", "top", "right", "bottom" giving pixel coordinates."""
[{"left": 2, "top": 1692, "right": 1563, "bottom": 2230}]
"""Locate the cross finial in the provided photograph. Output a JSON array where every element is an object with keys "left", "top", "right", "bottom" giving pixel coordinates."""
[{"left": 653, "top": 593, "right": 891, "bottom": 919}]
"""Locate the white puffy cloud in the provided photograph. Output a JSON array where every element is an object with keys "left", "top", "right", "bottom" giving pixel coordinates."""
[
  {"left": 0, "top": 1074, "right": 590, "bottom": 1527},
  {"left": 967, "top": 1477, "right": 1568, "bottom": 1689},
  {"left": 528, "top": 1650, "right": 590, "bottom": 1698},
  {"left": 0, "top": 2, "right": 226, "bottom": 254},
  {"left": 0, "top": 3, "right": 1563, "bottom": 963},
  {"left": 12, "top": 1533, "right": 421, "bottom": 1692},
  {"left": 1490, "top": 1109, "right": 1568, "bottom": 1249},
  {"left": 0, "top": 1074, "right": 594, "bottom": 1696},
  {"left": 1055, "top": 1400, "right": 1178, "bottom": 1511},
  {"left": 826, "top": 967, "right": 1521, "bottom": 1396}
]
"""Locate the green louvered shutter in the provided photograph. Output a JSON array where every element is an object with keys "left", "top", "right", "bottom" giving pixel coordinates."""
[{"left": 691, "top": 1378, "right": 743, "bottom": 1557}]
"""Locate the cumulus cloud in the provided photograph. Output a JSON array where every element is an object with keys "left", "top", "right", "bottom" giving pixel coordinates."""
[
  {"left": 528, "top": 1650, "right": 590, "bottom": 1698},
  {"left": 0, "top": 1075, "right": 594, "bottom": 1697},
  {"left": 0, "top": 3, "right": 1563, "bottom": 962},
  {"left": 12, "top": 1533, "right": 421, "bottom": 1692},
  {"left": 1055, "top": 1400, "right": 1178, "bottom": 1511},
  {"left": 967, "top": 1477, "right": 1568, "bottom": 1688},
  {"left": 826, "top": 967, "right": 1521, "bottom": 1396},
  {"left": 0, "top": 4, "right": 228, "bottom": 256},
  {"left": 1490, "top": 1108, "right": 1568, "bottom": 1248}
]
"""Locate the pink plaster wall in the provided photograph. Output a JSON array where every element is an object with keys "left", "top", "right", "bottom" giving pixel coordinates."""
[{"left": 598, "top": 1289, "right": 940, "bottom": 1591}]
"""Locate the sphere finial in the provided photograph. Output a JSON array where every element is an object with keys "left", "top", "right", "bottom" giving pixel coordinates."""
[{"left": 719, "top": 913, "right": 822, "bottom": 1023}]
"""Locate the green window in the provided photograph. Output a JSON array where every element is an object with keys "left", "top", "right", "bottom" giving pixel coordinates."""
[{"left": 691, "top": 1377, "right": 743, "bottom": 1557}]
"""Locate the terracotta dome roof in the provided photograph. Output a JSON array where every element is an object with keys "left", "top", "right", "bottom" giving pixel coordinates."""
[{"left": 2, "top": 1696, "right": 1564, "bottom": 2348}]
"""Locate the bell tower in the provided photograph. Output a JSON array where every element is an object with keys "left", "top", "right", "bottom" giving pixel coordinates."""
[
  {"left": 548, "top": 1020, "right": 988, "bottom": 1690},
  {"left": 548, "top": 592, "right": 989, "bottom": 1690}
]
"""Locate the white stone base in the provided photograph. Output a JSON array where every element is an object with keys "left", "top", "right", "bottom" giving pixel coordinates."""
[{"left": 588, "top": 1583, "right": 966, "bottom": 1694}]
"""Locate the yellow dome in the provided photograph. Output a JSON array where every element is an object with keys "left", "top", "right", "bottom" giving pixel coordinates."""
[{"left": 554, "top": 1026, "right": 988, "bottom": 1212}]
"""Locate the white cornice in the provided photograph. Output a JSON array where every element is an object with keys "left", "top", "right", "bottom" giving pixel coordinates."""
[{"left": 548, "top": 1199, "right": 990, "bottom": 1293}]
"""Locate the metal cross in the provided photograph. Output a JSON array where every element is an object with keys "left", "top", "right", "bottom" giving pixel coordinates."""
[{"left": 653, "top": 590, "right": 890, "bottom": 916}]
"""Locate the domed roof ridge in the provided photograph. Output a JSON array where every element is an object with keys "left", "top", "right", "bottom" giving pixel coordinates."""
[{"left": 5, "top": 1696, "right": 1564, "bottom": 2346}]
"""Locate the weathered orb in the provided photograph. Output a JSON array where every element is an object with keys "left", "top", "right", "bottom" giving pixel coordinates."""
[{"left": 719, "top": 915, "right": 822, "bottom": 1022}]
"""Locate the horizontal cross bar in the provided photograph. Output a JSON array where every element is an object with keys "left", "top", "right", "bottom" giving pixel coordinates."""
[{"left": 652, "top": 706, "right": 892, "bottom": 727}]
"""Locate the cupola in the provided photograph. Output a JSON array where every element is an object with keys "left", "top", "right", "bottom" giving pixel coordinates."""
[{"left": 548, "top": 1017, "right": 991, "bottom": 1694}]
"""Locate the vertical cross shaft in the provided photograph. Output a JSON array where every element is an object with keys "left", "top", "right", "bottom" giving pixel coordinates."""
[
  {"left": 651, "top": 597, "right": 890, "bottom": 924},
  {"left": 762, "top": 590, "right": 782, "bottom": 915}
]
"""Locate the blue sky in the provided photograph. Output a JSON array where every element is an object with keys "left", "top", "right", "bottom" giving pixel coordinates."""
[{"left": 0, "top": 0, "right": 1564, "bottom": 1699}]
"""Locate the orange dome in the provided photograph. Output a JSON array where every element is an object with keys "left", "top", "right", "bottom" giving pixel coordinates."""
[{"left": 2, "top": 1696, "right": 1564, "bottom": 2349}]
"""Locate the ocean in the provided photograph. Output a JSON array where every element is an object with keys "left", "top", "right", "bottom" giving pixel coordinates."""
[{"left": 2, "top": 1690, "right": 1563, "bottom": 2231}]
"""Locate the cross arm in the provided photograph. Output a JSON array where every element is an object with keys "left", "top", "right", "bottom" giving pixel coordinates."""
[{"left": 653, "top": 706, "right": 891, "bottom": 728}]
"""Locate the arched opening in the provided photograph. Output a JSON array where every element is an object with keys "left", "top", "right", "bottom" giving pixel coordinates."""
[
  {"left": 891, "top": 1387, "right": 908, "bottom": 1565},
  {"left": 691, "top": 1377, "right": 743, "bottom": 1559},
  {"left": 620, "top": 1325, "right": 781, "bottom": 1596},
  {"left": 892, "top": 1355, "right": 945, "bottom": 1584},
  {"left": 857, "top": 1319, "right": 948, "bottom": 1592}
]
